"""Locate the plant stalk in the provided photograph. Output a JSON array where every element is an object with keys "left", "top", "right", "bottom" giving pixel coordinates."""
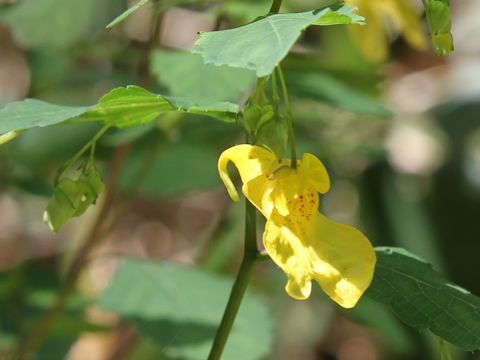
[
  {"left": 269, "top": 0, "right": 283, "bottom": 13},
  {"left": 207, "top": 200, "right": 258, "bottom": 360},
  {"left": 276, "top": 65, "right": 297, "bottom": 168}
]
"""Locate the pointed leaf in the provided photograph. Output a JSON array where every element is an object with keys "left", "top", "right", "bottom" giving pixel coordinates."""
[
  {"left": 192, "top": 3, "right": 364, "bottom": 77},
  {"left": 77, "top": 86, "right": 240, "bottom": 125},
  {"left": 367, "top": 247, "right": 480, "bottom": 350},
  {"left": 99, "top": 258, "right": 273, "bottom": 360},
  {"left": 0, "top": 86, "right": 240, "bottom": 136},
  {"left": 0, "top": 100, "right": 91, "bottom": 134},
  {"left": 43, "top": 167, "right": 104, "bottom": 232}
]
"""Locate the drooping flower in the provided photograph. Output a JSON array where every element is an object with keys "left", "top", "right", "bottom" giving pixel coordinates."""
[
  {"left": 218, "top": 144, "right": 376, "bottom": 308},
  {"left": 346, "top": 0, "right": 427, "bottom": 62}
]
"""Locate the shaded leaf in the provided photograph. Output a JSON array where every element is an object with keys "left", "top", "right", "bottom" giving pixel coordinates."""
[
  {"left": 99, "top": 257, "right": 274, "bottom": 360},
  {"left": 286, "top": 71, "right": 392, "bottom": 118},
  {"left": 192, "top": 3, "right": 364, "bottom": 77},
  {"left": 119, "top": 140, "right": 220, "bottom": 196},
  {"left": 150, "top": 49, "right": 256, "bottom": 102},
  {"left": 43, "top": 167, "right": 104, "bottom": 232},
  {"left": 367, "top": 247, "right": 480, "bottom": 350},
  {"left": 1, "top": 0, "right": 112, "bottom": 49}
]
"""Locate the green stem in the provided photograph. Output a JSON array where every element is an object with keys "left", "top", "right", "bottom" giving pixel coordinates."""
[
  {"left": 269, "top": 0, "right": 283, "bottom": 13},
  {"left": 276, "top": 65, "right": 297, "bottom": 168},
  {"left": 207, "top": 200, "right": 258, "bottom": 360},
  {"left": 0, "top": 130, "right": 24, "bottom": 145},
  {"left": 54, "top": 125, "right": 110, "bottom": 184},
  {"left": 271, "top": 70, "right": 280, "bottom": 118}
]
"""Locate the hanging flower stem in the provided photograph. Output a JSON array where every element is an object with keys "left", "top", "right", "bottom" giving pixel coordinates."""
[
  {"left": 276, "top": 65, "right": 297, "bottom": 169},
  {"left": 207, "top": 200, "right": 258, "bottom": 360}
]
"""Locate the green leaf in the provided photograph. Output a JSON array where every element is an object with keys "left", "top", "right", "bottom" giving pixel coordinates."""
[
  {"left": 367, "top": 247, "right": 480, "bottom": 350},
  {"left": 192, "top": 3, "right": 364, "bottom": 77},
  {"left": 77, "top": 86, "right": 176, "bottom": 127},
  {"left": 43, "top": 167, "right": 104, "bottom": 232},
  {"left": 0, "top": 100, "right": 90, "bottom": 135},
  {"left": 119, "top": 141, "right": 221, "bottom": 197},
  {"left": 150, "top": 50, "right": 256, "bottom": 102},
  {"left": 167, "top": 96, "right": 239, "bottom": 123},
  {"left": 98, "top": 258, "right": 274, "bottom": 360},
  {"left": 1, "top": 0, "right": 112, "bottom": 49},
  {"left": 0, "top": 86, "right": 240, "bottom": 136},
  {"left": 80, "top": 86, "right": 239, "bottom": 125},
  {"left": 106, "top": 0, "right": 150, "bottom": 29},
  {"left": 423, "top": 0, "right": 454, "bottom": 56}
]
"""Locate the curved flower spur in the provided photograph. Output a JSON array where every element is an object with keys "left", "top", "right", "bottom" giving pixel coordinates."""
[{"left": 218, "top": 144, "right": 376, "bottom": 308}]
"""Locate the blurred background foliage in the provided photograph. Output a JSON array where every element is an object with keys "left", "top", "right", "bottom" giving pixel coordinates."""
[{"left": 0, "top": 0, "right": 479, "bottom": 359}]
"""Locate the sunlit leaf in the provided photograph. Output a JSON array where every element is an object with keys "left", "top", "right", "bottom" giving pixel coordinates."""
[
  {"left": 0, "top": 100, "right": 90, "bottom": 135},
  {"left": 423, "top": 0, "right": 454, "bottom": 56},
  {"left": 99, "top": 257, "right": 274, "bottom": 360},
  {"left": 367, "top": 247, "right": 480, "bottom": 350},
  {"left": 76, "top": 86, "right": 176, "bottom": 128},
  {"left": 0, "top": 86, "right": 240, "bottom": 136},
  {"left": 192, "top": 3, "right": 364, "bottom": 77}
]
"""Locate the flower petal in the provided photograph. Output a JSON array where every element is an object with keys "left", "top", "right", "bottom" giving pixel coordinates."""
[
  {"left": 382, "top": 0, "right": 427, "bottom": 50},
  {"left": 347, "top": 0, "right": 388, "bottom": 62},
  {"left": 218, "top": 144, "right": 276, "bottom": 201},
  {"left": 299, "top": 153, "right": 330, "bottom": 194},
  {"left": 306, "top": 213, "right": 376, "bottom": 308},
  {"left": 263, "top": 211, "right": 313, "bottom": 300}
]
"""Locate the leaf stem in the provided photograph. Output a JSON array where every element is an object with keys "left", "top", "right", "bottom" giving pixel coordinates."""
[
  {"left": 276, "top": 65, "right": 297, "bottom": 168},
  {"left": 54, "top": 125, "right": 111, "bottom": 184},
  {"left": 271, "top": 70, "right": 280, "bottom": 118},
  {"left": 207, "top": 200, "right": 258, "bottom": 360},
  {"left": 269, "top": 0, "right": 283, "bottom": 14}
]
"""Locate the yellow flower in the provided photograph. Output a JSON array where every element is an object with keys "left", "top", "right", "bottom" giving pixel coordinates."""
[
  {"left": 346, "top": 0, "right": 427, "bottom": 62},
  {"left": 218, "top": 144, "right": 376, "bottom": 308}
]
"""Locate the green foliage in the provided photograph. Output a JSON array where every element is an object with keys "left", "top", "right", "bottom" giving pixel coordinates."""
[
  {"left": 77, "top": 86, "right": 240, "bottom": 126},
  {"left": 286, "top": 71, "right": 392, "bottom": 118},
  {"left": 423, "top": 0, "right": 454, "bottom": 56},
  {"left": 367, "top": 247, "right": 480, "bottom": 350},
  {"left": 0, "top": 0, "right": 468, "bottom": 358},
  {"left": 99, "top": 257, "right": 274, "bottom": 360},
  {"left": 150, "top": 50, "right": 256, "bottom": 102},
  {"left": 0, "top": 86, "right": 240, "bottom": 136},
  {"left": 43, "top": 166, "right": 104, "bottom": 232},
  {"left": 0, "top": 100, "right": 91, "bottom": 135},
  {"left": 1, "top": 0, "right": 113, "bottom": 49},
  {"left": 192, "top": 4, "right": 364, "bottom": 77},
  {"left": 119, "top": 140, "right": 221, "bottom": 196}
]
